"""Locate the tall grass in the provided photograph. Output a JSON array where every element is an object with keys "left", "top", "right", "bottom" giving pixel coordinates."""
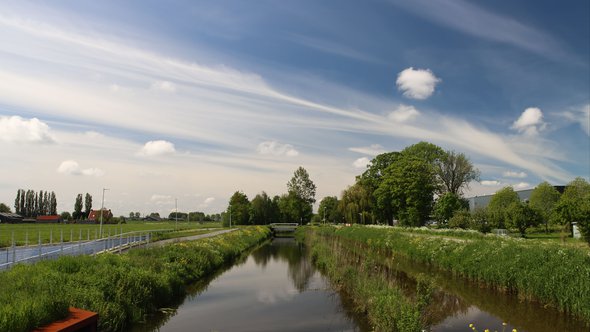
[
  {"left": 313, "top": 225, "right": 590, "bottom": 325},
  {"left": 305, "top": 228, "right": 433, "bottom": 332},
  {"left": 0, "top": 226, "right": 270, "bottom": 332}
]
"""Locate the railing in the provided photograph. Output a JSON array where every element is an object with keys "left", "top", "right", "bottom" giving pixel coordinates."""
[
  {"left": 0, "top": 229, "right": 174, "bottom": 270},
  {"left": 269, "top": 223, "right": 299, "bottom": 232}
]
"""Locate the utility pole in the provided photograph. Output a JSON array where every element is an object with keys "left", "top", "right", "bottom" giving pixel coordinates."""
[
  {"left": 175, "top": 198, "right": 178, "bottom": 231},
  {"left": 99, "top": 188, "right": 109, "bottom": 238}
]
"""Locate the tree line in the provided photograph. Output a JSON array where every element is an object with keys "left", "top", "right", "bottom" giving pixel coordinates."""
[
  {"left": 223, "top": 166, "right": 316, "bottom": 226},
  {"left": 318, "top": 142, "right": 479, "bottom": 227},
  {"left": 13, "top": 189, "right": 58, "bottom": 217}
]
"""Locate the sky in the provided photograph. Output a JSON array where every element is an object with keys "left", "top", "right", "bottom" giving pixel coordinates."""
[{"left": 0, "top": 0, "right": 588, "bottom": 217}]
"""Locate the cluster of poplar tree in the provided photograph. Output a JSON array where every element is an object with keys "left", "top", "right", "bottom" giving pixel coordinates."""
[
  {"left": 14, "top": 189, "right": 57, "bottom": 217},
  {"left": 224, "top": 166, "right": 316, "bottom": 226}
]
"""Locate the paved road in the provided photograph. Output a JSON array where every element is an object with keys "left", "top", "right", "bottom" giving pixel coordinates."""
[{"left": 146, "top": 228, "right": 237, "bottom": 247}]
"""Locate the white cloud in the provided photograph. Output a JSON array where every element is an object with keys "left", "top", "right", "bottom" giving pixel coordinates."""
[
  {"left": 481, "top": 180, "right": 501, "bottom": 186},
  {"left": 512, "top": 107, "right": 546, "bottom": 135},
  {"left": 257, "top": 141, "right": 299, "bottom": 157},
  {"left": 56, "top": 160, "right": 104, "bottom": 176},
  {"left": 503, "top": 171, "right": 527, "bottom": 178},
  {"left": 389, "top": 104, "right": 420, "bottom": 122},
  {"left": 151, "top": 194, "right": 172, "bottom": 201},
  {"left": 151, "top": 81, "right": 176, "bottom": 93},
  {"left": 512, "top": 182, "right": 531, "bottom": 190},
  {"left": 0, "top": 115, "right": 54, "bottom": 143},
  {"left": 352, "top": 157, "right": 370, "bottom": 169},
  {"left": 138, "top": 140, "right": 176, "bottom": 157},
  {"left": 562, "top": 104, "right": 590, "bottom": 136},
  {"left": 349, "top": 144, "right": 385, "bottom": 156},
  {"left": 198, "top": 197, "right": 216, "bottom": 209},
  {"left": 396, "top": 67, "right": 441, "bottom": 100}
]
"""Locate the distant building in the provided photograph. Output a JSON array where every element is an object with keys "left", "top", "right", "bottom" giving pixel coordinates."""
[
  {"left": 0, "top": 212, "right": 23, "bottom": 223},
  {"left": 467, "top": 186, "right": 565, "bottom": 211},
  {"left": 36, "top": 215, "right": 63, "bottom": 223},
  {"left": 143, "top": 215, "right": 161, "bottom": 222},
  {"left": 88, "top": 208, "right": 113, "bottom": 222}
]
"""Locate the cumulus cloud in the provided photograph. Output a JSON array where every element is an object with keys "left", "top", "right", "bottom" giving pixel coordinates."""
[
  {"left": 348, "top": 144, "right": 385, "bottom": 156},
  {"left": 481, "top": 180, "right": 501, "bottom": 186},
  {"left": 257, "top": 141, "right": 299, "bottom": 157},
  {"left": 198, "top": 197, "right": 216, "bottom": 209},
  {"left": 138, "top": 140, "right": 176, "bottom": 157},
  {"left": 512, "top": 107, "right": 546, "bottom": 135},
  {"left": 503, "top": 171, "right": 527, "bottom": 178},
  {"left": 396, "top": 67, "right": 441, "bottom": 100},
  {"left": 151, "top": 81, "right": 176, "bottom": 93},
  {"left": 0, "top": 115, "right": 54, "bottom": 143},
  {"left": 512, "top": 182, "right": 531, "bottom": 190},
  {"left": 353, "top": 157, "right": 371, "bottom": 169},
  {"left": 57, "top": 160, "right": 104, "bottom": 176},
  {"left": 562, "top": 104, "right": 590, "bottom": 136},
  {"left": 389, "top": 104, "right": 421, "bottom": 122}
]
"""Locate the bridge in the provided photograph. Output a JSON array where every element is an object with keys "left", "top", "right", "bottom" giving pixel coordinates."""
[{"left": 269, "top": 223, "right": 299, "bottom": 235}]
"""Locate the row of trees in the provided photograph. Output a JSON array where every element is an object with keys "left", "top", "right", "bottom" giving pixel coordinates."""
[
  {"left": 223, "top": 167, "right": 317, "bottom": 226},
  {"left": 72, "top": 193, "right": 93, "bottom": 220},
  {"left": 446, "top": 178, "right": 590, "bottom": 240},
  {"left": 318, "top": 142, "right": 479, "bottom": 227},
  {"left": 14, "top": 189, "right": 58, "bottom": 217}
]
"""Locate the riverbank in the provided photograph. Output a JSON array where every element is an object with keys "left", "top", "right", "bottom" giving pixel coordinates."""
[
  {"left": 0, "top": 226, "right": 270, "bottom": 332},
  {"left": 302, "top": 225, "right": 590, "bottom": 330}
]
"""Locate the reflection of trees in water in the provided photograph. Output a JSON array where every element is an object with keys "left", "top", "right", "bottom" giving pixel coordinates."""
[{"left": 250, "top": 238, "right": 316, "bottom": 292}]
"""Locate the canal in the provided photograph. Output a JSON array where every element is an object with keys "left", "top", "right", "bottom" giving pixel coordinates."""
[
  {"left": 133, "top": 238, "right": 369, "bottom": 331},
  {"left": 133, "top": 236, "right": 587, "bottom": 332}
]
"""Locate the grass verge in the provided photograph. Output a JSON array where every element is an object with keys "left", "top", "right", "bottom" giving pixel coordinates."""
[{"left": 0, "top": 226, "right": 270, "bottom": 332}]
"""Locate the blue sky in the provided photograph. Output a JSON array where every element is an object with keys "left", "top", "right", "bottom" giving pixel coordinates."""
[{"left": 0, "top": 0, "right": 588, "bottom": 216}]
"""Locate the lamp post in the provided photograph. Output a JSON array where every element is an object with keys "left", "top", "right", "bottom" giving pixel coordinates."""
[{"left": 99, "top": 188, "right": 109, "bottom": 238}]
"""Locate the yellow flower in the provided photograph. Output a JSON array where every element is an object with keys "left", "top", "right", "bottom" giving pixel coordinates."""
[
  {"left": 512, "top": 330, "right": 517, "bottom": 332},
  {"left": 469, "top": 324, "right": 474, "bottom": 328}
]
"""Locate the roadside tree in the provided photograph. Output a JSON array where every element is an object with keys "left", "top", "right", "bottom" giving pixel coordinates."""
[{"left": 529, "top": 182, "right": 560, "bottom": 233}]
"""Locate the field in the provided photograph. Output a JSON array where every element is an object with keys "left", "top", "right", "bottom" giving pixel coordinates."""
[{"left": 0, "top": 221, "right": 222, "bottom": 247}]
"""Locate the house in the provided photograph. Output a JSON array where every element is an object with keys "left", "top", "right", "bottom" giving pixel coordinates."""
[
  {"left": 88, "top": 208, "right": 113, "bottom": 222},
  {"left": 0, "top": 212, "right": 23, "bottom": 223},
  {"left": 36, "top": 215, "right": 63, "bottom": 223}
]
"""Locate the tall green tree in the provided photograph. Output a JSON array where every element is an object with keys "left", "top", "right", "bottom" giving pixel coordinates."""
[
  {"left": 339, "top": 183, "right": 372, "bottom": 224},
  {"left": 433, "top": 192, "right": 469, "bottom": 225},
  {"left": 487, "top": 187, "right": 520, "bottom": 229},
  {"left": 318, "top": 196, "right": 340, "bottom": 223},
  {"left": 529, "top": 182, "right": 561, "bottom": 233},
  {"left": 552, "top": 177, "right": 590, "bottom": 237},
  {"left": 436, "top": 151, "right": 480, "bottom": 195},
  {"left": 376, "top": 156, "right": 437, "bottom": 226},
  {"left": 84, "top": 193, "right": 93, "bottom": 218},
  {"left": 286, "top": 167, "right": 316, "bottom": 224},
  {"left": 73, "top": 194, "right": 83, "bottom": 220},
  {"left": 225, "top": 191, "right": 250, "bottom": 226},
  {"left": 357, "top": 152, "right": 401, "bottom": 223},
  {"left": 249, "top": 192, "right": 275, "bottom": 225}
]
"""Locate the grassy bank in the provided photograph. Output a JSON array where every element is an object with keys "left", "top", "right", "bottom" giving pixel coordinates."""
[
  {"left": 0, "top": 226, "right": 270, "bottom": 332},
  {"left": 310, "top": 225, "right": 590, "bottom": 326},
  {"left": 303, "top": 228, "right": 434, "bottom": 332}
]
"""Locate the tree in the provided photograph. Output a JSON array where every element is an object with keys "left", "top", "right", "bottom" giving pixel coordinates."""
[
  {"left": 60, "top": 211, "right": 72, "bottom": 221},
  {"left": 73, "top": 194, "right": 83, "bottom": 220},
  {"left": 436, "top": 151, "right": 480, "bottom": 195},
  {"left": 0, "top": 203, "right": 10, "bottom": 213},
  {"left": 433, "top": 192, "right": 469, "bottom": 225},
  {"left": 376, "top": 156, "right": 437, "bottom": 226},
  {"left": 287, "top": 167, "right": 316, "bottom": 224},
  {"left": 318, "top": 196, "right": 340, "bottom": 223},
  {"left": 529, "top": 182, "right": 560, "bottom": 233},
  {"left": 249, "top": 192, "right": 276, "bottom": 225},
  {"left": 470, "top": 207, "right": 491, "bottom": 233},
  {"left": 84, "top": 193, "right": 93, "bottom": 218},
  {"left": 506, "top": 201, "right": 541, "bottom": 237},
  {"left": 225, "top": 191, "right": 250, "bottom": 226},
  {"left": 339, "top": 183, "right": 372, "bottom": 224},
  {"left": 14, "top": 189, "right": 21, "bottom": 215},
  {"left": 448, "top": 210, "right": 470, "bottom": 229},
  {"left": 50, "top": 192, "right": 57, "bottom": 215},
  {"left": 401, "top": 141, "right": 445, "bottom": 165},
  {"left": 487, "top": 187, "right": 520, "bottom": 229},
  {"left": 552, "top": 177, "right": 590, "bottom": 237}
]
